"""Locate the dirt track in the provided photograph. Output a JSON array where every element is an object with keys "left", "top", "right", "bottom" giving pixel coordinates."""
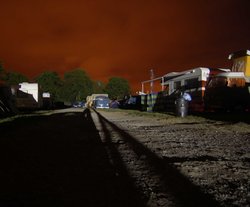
[{"left": 0, "top": 108, "right": 249, "bottom": 206}]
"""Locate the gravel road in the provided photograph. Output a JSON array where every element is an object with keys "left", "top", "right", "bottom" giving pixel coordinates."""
[
  {"left": 92, "top": 109, "right": 250, "bottom": 207},
  {"left": 0, "top": 108, "right": 249, "bottom": 206}
]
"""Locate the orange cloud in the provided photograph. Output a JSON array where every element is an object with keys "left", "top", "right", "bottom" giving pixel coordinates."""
[{"left": 0, "top": 0, "right": 250, "bottom": 92}]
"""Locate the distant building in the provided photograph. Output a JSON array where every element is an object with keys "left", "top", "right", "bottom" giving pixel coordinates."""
[{"left": 12, "top": 82, "right": 43, "bottom": 109}]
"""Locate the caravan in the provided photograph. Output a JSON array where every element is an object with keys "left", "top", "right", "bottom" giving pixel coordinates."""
[{"left": 161, "top": 67, "right": 230, "bottom": 112}]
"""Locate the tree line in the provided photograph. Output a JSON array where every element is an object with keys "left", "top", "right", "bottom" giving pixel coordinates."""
[{"left": 0, "top": 62, "right": 131, "bottom": 103}]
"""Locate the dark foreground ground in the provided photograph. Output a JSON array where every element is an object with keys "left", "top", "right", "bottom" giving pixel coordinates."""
[{"left": 0, "top": 108, "right": 249, "bottom": 206}]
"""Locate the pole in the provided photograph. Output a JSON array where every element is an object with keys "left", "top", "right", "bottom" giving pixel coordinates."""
[
  {"left": 150, "top": 69, "right": 154, "bottom": 93},
  {"left": 141, "top": 82, "right": 144, "bottom": 93}
]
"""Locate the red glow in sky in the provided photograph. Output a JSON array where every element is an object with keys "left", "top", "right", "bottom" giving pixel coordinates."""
[{"left": 0, "top": 0, "right": 250, "bottom": 93}]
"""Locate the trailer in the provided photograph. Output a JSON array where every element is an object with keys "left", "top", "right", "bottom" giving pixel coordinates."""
[
  {"left": 161, "top": 67, "right": 230, "bottom": 112},
  {"left": 139, "top": 50, "right": 250, "bottom": 113}
]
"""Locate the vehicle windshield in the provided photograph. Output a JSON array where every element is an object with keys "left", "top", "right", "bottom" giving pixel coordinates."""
[
  {"left": 95, "top": 99, "right": 110, "bottom": 108},
  {"left": 207, "top": 77, "right": 246, "bottom": 88},
  {"left": 207, "top": 77, "right": 227, "bottom": 88},
  {"left": 226, "top": 78, "right": 245, "bottom": 87}
]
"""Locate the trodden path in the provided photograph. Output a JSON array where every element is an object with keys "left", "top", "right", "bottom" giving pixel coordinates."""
[{"left": 0, "top": 108, "right": 235, "bottom": 206}]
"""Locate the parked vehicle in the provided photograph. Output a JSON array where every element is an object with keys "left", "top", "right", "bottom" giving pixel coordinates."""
[
  {"left": 72, "top": 101, "right": 86, "bottom": 108},
  {"left": 204, "top": 50, "right": 250, "bottom": 112},
  {"left": 204, "top": 72, "right": 249, "bottom": 111},
  {"left": 92, "top": 95, "right": 110, "bottom": 109},
  {"left": 86, "top": 94, "right": 109, "bottom": 108},
  {"left": 110, "top": 99, "right": 120, "bottom": 108},
  {"left": 119, "top": 95, "right": 142, "bottom": 110},
  {"left": 161, "top": 67, "right": 230, "bottom": 112}
]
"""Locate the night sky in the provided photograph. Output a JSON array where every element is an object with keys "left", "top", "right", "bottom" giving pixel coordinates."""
[{"left": 0, "top": 0, "right": 250, "bottom": 92}]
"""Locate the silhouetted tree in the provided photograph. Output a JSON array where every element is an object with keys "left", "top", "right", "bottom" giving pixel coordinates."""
[
  {"left": 0, "top": 61, "right": 6, "bottom": 81},
  {"left": 4, "top": 71, "right": 29, "bottom": 85},
  {"left": 93, "top": 81, "right": 106, "bottom": 94},
  {"left": 62, "top": 68, "right": 93, "bottom": 103},
  {"left": 105, "top": 77, "right": 131, "bottom": 100},
  {"left": 35, "top": 71, "right": 63, "bottom": 101}
]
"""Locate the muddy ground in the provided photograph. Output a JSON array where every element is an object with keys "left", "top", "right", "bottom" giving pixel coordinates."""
[{"left": 0, "top": 108, "right": 249, "bottom": 206}]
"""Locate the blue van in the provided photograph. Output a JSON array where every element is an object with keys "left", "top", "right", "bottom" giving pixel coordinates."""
[{"left": 93, "top": 96, "right": 110, "bottom": 109}]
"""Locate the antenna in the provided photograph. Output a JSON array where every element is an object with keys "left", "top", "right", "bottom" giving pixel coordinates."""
[{"left": 150, "top": 69, "right": 154, "bottom": 93}]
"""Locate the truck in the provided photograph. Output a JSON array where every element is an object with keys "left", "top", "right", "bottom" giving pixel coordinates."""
[{"left": 204, "top": 50, "right": 250, "bottom": 112}]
